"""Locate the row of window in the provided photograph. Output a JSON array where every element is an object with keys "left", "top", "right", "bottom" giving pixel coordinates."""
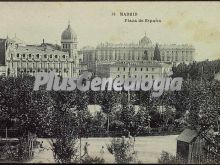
[
  {"left": 99, "top": 53, "right": 149, "bottom": 61},
  {"left": 86, "top": 54, "right": 192, "bottom": 62},
  {"left": 116, "top": 74, "right": 155, "bottom": 79},
  {"left": 161, "top": 55, "right": 192, "bottom": 62},
  {"left": 17, "top": 68, "right": 69, "bottom": 73},
  {"left": 10, "top": 62, "right": 72, "bottom": 68},
  {"left": 117, "top": 67, "right": 154, "bottom": 71},
  {"left": 62, "top": 44, "right": 77, "bottom": 49},
  {"left": 16, "top": 53, "right": 67, "bottom": 59},
  {"left": 99, "top": 50, "right": 193, "bottom": 55}
]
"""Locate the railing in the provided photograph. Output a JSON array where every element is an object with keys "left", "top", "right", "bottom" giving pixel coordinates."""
[
  {"left": 82, "top": 127, "right": 184, "bottom": 138},
  {"left": 0, "top": 129, "right": 20, "bottom": 138}
]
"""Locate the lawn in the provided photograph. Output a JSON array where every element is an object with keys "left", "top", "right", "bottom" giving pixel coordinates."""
[{"left": 31, "top": 135, "right": 178, "bottom": 163}]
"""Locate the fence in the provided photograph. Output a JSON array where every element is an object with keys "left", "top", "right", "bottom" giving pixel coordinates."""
[{"left": 83, "top": 127, "right": 184, "bottom": 138}]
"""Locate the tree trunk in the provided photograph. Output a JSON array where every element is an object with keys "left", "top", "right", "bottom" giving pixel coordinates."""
[{"left": 107, "top": 113, "right": 110, "bottom": 134}]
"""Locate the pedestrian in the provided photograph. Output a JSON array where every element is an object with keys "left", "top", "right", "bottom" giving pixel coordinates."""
[
  {"left": 100, "top": 146, "right": 105, "bottom": 159},
  {"left": 39, "top": 141, "right": 45, "bottom": 152},
  {"left": 83, "top": 142, "right": 90, "bottom": 158}
]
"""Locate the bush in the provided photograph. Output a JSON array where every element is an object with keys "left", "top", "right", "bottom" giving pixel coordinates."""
[
  {"left": 158, "top": 151, "right": 185, "bottom": 164},
  {"left": 51, "top": 138, "right": 78, "bottom": 163},
  {"left": 107, "top": 137, "right": 138, "bottom": 164},
  {"left": 158, "top": 151, "right": 220, "bottom": 164},
  {"left": 81, "top": 156, "right": 105, "bottom": 164}
]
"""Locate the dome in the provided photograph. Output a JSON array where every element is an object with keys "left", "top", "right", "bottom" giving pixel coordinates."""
[
  {"left": 139, "top": 35, "right": 152, "bottom": 45},
  {"left": 61, "top": 24, "right": 77, "bottom": 41}
]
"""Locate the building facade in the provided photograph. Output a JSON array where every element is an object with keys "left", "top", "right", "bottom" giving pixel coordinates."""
[
  {"left": 94, "top": 61, "right": 172, "bottom": 79},
  {"left": 81, "top": 35, "right": 192, "bottom": 78},
  {"left": 0, "top": 23, "right": 82, "bottom": 77},
  {"left": 82, "top": 35, "right": 195, "bottom": 65},
  {"left": 82, "top": 35, "right": 195, "bottom": 63}
]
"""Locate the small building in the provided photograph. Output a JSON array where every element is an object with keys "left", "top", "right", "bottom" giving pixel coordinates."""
[
  {"left": 177, "top": 128, "right": 214, "bottom": 163},
  {"left": 214, "top": 72, "right": 220, "bottom": 81}
]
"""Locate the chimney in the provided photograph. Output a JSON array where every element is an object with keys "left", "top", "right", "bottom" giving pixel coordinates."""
[{"left": 43, "top": 38, "right": 45, "bottom": 44}]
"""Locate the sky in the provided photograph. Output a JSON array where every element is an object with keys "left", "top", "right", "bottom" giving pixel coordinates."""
[{"left": 0, "top": 2, "right": 220, "bottom": 61}]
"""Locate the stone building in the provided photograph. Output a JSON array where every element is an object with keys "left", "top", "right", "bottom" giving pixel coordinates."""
[
  {"left": 94, "top": 61, "right": 172, "bottom": 79},
  {"left": 81, "top": 34, "right": 194, "bottom": 78},
  {"left": 0, "top": 23, "right": 82, "bottom": 77},
  {"left": 82, "top": 35, "right": 195, "bottom": 65}
]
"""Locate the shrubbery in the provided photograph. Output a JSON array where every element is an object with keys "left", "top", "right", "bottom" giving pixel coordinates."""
[{"left": 107, "top": 137, "right": 139, "bottom": 164}]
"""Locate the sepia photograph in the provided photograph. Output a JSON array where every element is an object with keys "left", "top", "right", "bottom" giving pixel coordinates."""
[{"left": 0, "top": 1, "right": 220, "bottom": 164}]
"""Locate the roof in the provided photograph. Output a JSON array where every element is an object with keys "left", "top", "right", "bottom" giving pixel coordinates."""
[
  {"left": 177, "top": 128, "right": 198, "bottom": 143},
  {"left": 16, "top": 44, "right": 68, "bottom": 55},
  {"left": 61, "top": 24, "right": 77, "bottom": 41},
  {"left": 139, "top": 35, "right": 152, "bottom": 45}
]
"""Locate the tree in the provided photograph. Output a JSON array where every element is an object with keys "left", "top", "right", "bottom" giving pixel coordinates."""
[
  {"left": 107, "top": 137, "right": 138, "bottom": 164},
  {"left": 153, "top": 44, "right": 161, "bottom": 61},
  {"left": 100, "top": 91, "right": 119, "bottom": 133},
  {"left": 119, "top": 92, "right": 136, "bottom": 134},
  {"left": 134, "top": 106, "right": 150, "bottom": 135},
  {"left": 49, "top": 91, "right": 79, "bottom": 163}
]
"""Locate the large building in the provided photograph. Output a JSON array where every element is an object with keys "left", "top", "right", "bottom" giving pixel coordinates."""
[
  {"left": 0, "top": 23, "right": 83, "bottom": 77},
  {"left": 95, "top": 61, "right": 172, "bottom": 79},
  {"left": 82, "top": 35, "right": 195, "bottom": 66},
  {"left": 81, "top": 35, "right": 194, "bottom": 78}
]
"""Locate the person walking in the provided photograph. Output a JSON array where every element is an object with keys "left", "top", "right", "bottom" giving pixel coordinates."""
[
  {"left": 82, "top": 142, "right": 90, "bottom": 158},
  {"left": 100, "top": 146, "right": 105, "bottom": 159}
]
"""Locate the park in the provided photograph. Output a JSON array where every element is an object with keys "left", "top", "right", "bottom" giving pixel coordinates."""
[{"left": 0, "top": 59, "right": 220, "bottom": 163}]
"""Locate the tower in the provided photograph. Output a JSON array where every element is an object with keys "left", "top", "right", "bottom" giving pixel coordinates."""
[
  {"left": 61, "top": 22, "right": 77, "bottom": 59},
  {"left": 61, "top": 22, "right": 79, "bottom": 76}
]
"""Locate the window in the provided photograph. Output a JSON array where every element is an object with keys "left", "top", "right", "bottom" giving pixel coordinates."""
[
  {"left": 123, "top": 67, "right": 125, "bottom": 71},
  {"left": 50, "top": 54, "right": 53, "bottom": 58},
  {"left": 44, "top": 54, "right": 47, "bottom": 58},
  {"left": 146, "top": 68, "right": 148, "bottom": 71},
  {"left": 141, "top": 68, "right": 143, "bottom": 71},
  {"left": 29, "top": 54, "right": 32, "bottom": 58},
  {"left": 118, "top": 67, "right": 120, "bottom": 71},
  {"left": 152, "top": 68, "right": 154, "bottom": 71},
  {"left": 63, "top": 55, "right": 66, "bottom": 59},
  {"left": 135, "top": 68, "right": 137, "bottom": 71},
  {"left": 55, "top": 55, "right": 58, "bottom": 58},
  {"left": 175, "top": 55, "right": 178, "bottom": 61},
  {"left": 17, "top": 53, "right": 20, "bottom": 58},
  {"left": 36, "top": 54, "right": 39, "bottom": 58},
  {"left": 152, "top": 75, "right": 154, "bottom": 79},
  {"left": 146, "top": 75, "right": 148, "bottom": 78},
  {"left": 23, "top": 54, "right": 25, "bottom": 58}
]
